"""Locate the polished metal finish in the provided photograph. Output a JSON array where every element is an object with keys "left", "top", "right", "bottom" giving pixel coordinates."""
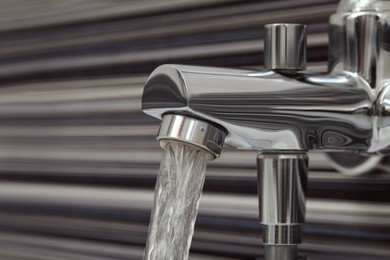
[
  {"left": 143, "top": 64, "right": 373, "bottom": 152},
  {"left": 264, "top": 24, "right": 306, "bottom": 71},
  {"left": 141, "top": 0, "right": 390, "bottom": 246},
  {"left": 263, "top": 225, "right": 302, "bottom": 245},
  {"left": 142, "top": 0, "right": 390, "bottom": 154},
  {"left": 264, "top": 245, "right": 302, "bottom": 260},
  {"left": 326, "top": 0, "right": 390, "bottom": 171},
  {"left": 157, "top": 114, "right": 226, "bottom": 159},
  {"left": 257, "top": 152, "right": 308, "bottom": 245},
  {"left": 329, "top": 0, "right": 390, "bottom": 89}
]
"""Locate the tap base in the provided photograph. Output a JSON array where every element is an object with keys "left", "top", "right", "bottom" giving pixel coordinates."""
[{"left": 257, "top": 152, "right": 308, "bottom": 245}]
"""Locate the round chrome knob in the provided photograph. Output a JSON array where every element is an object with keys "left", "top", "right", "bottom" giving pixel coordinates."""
[{"left": 264, "top": 23, "right": 307, "bottom": 71}]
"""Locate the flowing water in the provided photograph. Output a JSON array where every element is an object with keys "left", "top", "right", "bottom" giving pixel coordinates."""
[{"left": 144, "top": 141, "right": 213, "bottom": 260}]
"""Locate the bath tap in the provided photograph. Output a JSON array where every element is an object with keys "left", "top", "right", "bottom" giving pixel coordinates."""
[{"left": 142, "top": 0, "right": 390, "bottom": 245}]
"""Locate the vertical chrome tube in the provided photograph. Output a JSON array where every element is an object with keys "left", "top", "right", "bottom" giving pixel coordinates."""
[
  {"left": 257, "top": 152, "right": 308, "bottom": 245},
  {"left": 345, "top": 14, "right": 380, "bottom": 87},
  {"left": 264, "top": 23, "right": 306, "bottom": 71},
  {"left": 264, "top": 245, "right": 301, "bottom": 260}
]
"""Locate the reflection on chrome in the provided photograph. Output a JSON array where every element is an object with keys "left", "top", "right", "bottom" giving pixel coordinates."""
[
  {"left": 264, "top": 245, "right": 303, "bottom": 260},
  {"left": 143, "top": 65, "right": 373, "bottom": 151},
  {"left": 142, "top": 0, "right": 390, "bottom": 247},
  {"left": 258, "top": 152, "right": 308, "bottom": 245}
]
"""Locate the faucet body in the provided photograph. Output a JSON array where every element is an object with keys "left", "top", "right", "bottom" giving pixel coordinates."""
[
  {"left": 142, "top": 0, "right": 390, "bottom": 246},
  {"left": 143, "top": 64, "right": 373, "bottom": 151},
  {"left": 143, "top": 0, "right": 390, "bottom": 154}
]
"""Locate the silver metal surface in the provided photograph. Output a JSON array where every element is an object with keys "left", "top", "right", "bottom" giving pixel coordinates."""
[
  {"left": 329, "top": 0, "right": 390, "bottom": 89},
  {"left": 264, "top": 23, "right": 306, "bottom": 71},
  {"left": 141, "top": 0, "right": 390, "bottom": 246},
  {"left": 257, "top": 152, "right": 308, "bottom": 245},
  {"left": 263, "top": 225, "right": 302, "bottom": 245},
  {"left": 143, "top": 64, "right": 373, "bottom": 152},
  {"left": 157, "top": 114, "right": 226, "bottom": 159},
  {"left": 142, "top": 0, "right": 390, "bottom": 154},
  {"left": 264, "top": 245, "right": 301, "bottom": 260},
  {"left": 326, "top": 0, "right": 390, "bottom": 172}
]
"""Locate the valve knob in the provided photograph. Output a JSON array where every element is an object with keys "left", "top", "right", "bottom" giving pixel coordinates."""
[{"left": 264, "top": 23, "right": 307, "bottom": 71}]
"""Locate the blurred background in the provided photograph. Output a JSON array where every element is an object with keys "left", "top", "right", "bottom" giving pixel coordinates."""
[{"left": 0, "top": 0, "right": 389, "bottom": 259}]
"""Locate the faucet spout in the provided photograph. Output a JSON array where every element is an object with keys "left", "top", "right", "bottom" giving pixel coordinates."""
[{"left": 143, "top": 64, "right": 373, "bottom": 152}]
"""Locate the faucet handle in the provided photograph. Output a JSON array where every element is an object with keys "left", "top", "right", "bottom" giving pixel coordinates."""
[{"left": 264, "top": 23, "right": 307, "bottom": 72}]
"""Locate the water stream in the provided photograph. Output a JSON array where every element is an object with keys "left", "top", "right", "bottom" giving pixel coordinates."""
[{"left": 144, "top": 141, "right": 213, "bottom": 260}]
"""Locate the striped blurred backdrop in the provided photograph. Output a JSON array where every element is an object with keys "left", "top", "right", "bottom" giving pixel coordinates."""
[{"left": 0, "top": 0, "right": 389, "bottom": 259}]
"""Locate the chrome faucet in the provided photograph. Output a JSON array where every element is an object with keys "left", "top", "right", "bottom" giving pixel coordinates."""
[{"left": 142, "top": 0, "right": 390, "bottom": 246}]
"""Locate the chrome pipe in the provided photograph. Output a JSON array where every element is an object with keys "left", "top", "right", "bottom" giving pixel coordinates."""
[
  {"left": 329, "top": 0, "right": 390, "bottom": 89},
  {"left": 257, "top": 152, "right": 308, "bottom": 245},
  {"left": 264, "top": 23, "right": 306, "bottom": 71},
  {"left": 264, "top": 245, "right": 302, "bottom": 260}
]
